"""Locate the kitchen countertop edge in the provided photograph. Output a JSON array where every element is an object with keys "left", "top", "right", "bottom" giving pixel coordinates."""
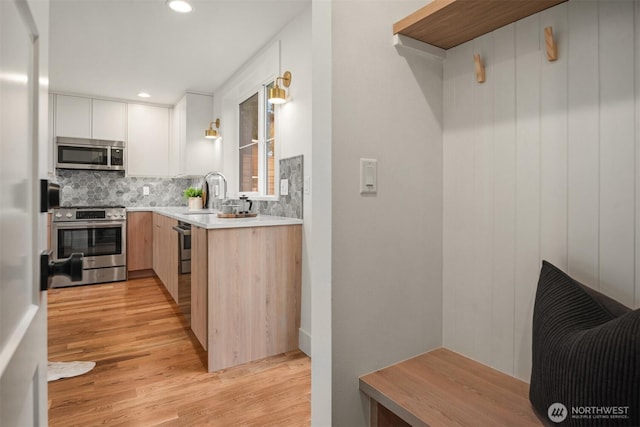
[{"left": 126, "top": 206, "right": 303, "bottom": 229}]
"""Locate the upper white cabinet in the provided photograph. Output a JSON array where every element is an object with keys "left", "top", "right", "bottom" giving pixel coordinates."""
[
  {"left": 170, "top": 95, "right": 187, "bottom": 176},
  {"left": 92, "top": 99, "right": 126, "bottom": 141},
  {"left": 172, "top": 92, "right": 215, "bottom": 176},
  {"left": 55, "top": 95, "right": 91, "bottom": 139},
  {"left": 127, "top": 103, "right": 170, "bottom": 177},
  {"left": 54, "top": 94, "right": 126, "bottom": 141}
]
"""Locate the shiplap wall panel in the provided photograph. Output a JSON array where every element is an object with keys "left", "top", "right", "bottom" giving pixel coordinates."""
[
  {"left": 442, "top": 48, "right": 455, "bottom": 353},
  {"left": 540, "top": 4, "right": 568, "bottom": 270},
  {"left": 442, "top": 43, "right": 468, "bottom": 354},
  {"left": 598, "top": 0, "right": 636, "bottom": 307},
  {"left": 470, "top": 33, "right": 495, "bottom": 367},
  {"left": 567, "top": 0, "right": 600, "bottom": 289},
  {"left": 443, "top": 0, "right": 640, "bottom": 381},
  {"left": 452, "top": 41, "right": 477, "bottom": 359},
  {"left": 490, "top": 23, "right": 517, "bottom": 376},
  {"left": 514, "top": 14, "right": 542, "bottom": 381}
]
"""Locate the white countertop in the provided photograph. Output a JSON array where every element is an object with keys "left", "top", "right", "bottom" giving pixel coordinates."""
[{"left": 127, "top": 206, "right": 303, "bottom": 229}]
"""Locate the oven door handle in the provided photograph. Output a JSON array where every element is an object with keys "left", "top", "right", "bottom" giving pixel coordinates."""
[
  {"left": 52, "top": 221, "right": 125, "bottom": 229},
  {"left": 172, "top": 225, "right": 191, "bottom": 236}
]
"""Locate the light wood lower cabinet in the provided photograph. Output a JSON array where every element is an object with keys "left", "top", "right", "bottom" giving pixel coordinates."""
[
  {"left": 147, "top": 217, "right": 301, "bottom": 371},
  {"left": 206, "top": 224, "right": 302, "bottom": 372},
  {"left": 127, "top": 211, "right": 153, "bottom": 277},
  {"left": 191, "top": 226, "right": 208, "bottom": 350},
  {"left": 152, "top": 213, "right": 178, "bottom": 303}
]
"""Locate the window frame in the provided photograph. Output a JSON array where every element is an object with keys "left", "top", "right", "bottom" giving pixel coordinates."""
[{"left": 236, "top": 78, "right": 279, "bottom": 200}]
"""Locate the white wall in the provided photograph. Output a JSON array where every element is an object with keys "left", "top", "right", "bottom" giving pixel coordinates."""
[
  {"left": 331, "top": 1, "right": 443, "bottom": 425},
  {"left": 310, "top": 0, "right": 332, "bottom": 423},
  {"left": 212, "top": 6, "right": 313, "bottom": 355},
  {"left": 443, "top": 0, "right": 640, "bottom": 382},
  {"left": 274, "top": 9, "right": 313, "bottom": 355}
]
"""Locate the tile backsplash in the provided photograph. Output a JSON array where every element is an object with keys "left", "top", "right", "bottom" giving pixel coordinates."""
[
  {"left": 207, "top": 155, "right": 304, "bottom": 219},
  {"left": 54, "top": 170, "right": 195, "bottom": 207},
  {"left": 54, "top": 155, "right": 304, "bottom": 218}
]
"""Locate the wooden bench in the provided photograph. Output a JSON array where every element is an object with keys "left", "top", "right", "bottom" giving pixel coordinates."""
[{"left": 359, "top": 348, "right": 541, "bottom": 427}]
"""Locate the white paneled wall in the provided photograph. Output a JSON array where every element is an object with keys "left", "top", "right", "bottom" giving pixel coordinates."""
[{"left": 443, "top": 0, "right": 640, "bottom": 382}]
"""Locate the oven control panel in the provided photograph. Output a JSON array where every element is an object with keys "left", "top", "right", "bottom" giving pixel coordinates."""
[
  {"left": 76, "top": 211, "right": 106, "bottom": 220},
  {"left": 53, "top": 207, "right": 127, "bottom": 222}
]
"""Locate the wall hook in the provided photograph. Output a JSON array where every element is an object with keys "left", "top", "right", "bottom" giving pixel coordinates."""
[
  {"left": 545, "top": 26, "right": 558, "bottom": 62},
  {"left": 474, "top": 54, "right": 485, "bottom": 83}
]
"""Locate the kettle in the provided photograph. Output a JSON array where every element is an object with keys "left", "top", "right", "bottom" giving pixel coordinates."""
[{"left": 238, "top": 195, "right": 253, "bottom": 214}]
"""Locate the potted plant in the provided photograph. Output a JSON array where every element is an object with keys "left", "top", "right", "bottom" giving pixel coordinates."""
[{"left": 183, "top": 186, "right": 203, "bottom": 210}]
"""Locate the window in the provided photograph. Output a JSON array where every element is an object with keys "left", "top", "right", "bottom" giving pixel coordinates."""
[
  {"left": 238, "top": 82, "right": 276, "bottom": 196},
  {"left": 239, "top": 93, "right": 259, "bottom": 193},
  {"left": 265, "top": 82, "right": 276, "bottom": 196}
]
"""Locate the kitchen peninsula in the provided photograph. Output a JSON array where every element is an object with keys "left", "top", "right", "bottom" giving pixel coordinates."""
[{"left": 127, "top": 207, "right": 303, "bottom": 372}]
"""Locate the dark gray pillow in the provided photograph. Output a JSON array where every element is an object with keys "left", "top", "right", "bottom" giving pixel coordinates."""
[{"left": 529, "top": 260, "right": 639, "bottom": 426}]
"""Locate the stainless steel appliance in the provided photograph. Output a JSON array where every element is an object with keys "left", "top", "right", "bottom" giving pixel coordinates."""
[
  {"left": 56, "top": 137, "right": 125, "bottom": 171},
  {"left": 51, "top": 206, "right": 127, "bottom": 287},
  {"left": 172, "top": 222, "right": 191, "bottom": 274},
  {"left": 173, "top": 222, "right": 192, "bottom": 323}
]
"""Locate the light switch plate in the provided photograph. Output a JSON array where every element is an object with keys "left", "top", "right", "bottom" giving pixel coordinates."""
[
  {"left": 280, "top": 179, "right": 289, "bottom": 196},
  {"left": 360, "top": 158, "right": 377, "bottom": 195},
  {"left": 143, "top": 186, "right": 150, "bottom": 196}
]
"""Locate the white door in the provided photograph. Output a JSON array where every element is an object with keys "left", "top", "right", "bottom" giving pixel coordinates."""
[{"left": 0, "top": 0, "right": 49, "bottom": 425}]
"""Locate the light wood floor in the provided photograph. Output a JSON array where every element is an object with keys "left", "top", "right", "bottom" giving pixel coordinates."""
[{"left": 48, "top": 276, "right": 311, "bottom": 426}]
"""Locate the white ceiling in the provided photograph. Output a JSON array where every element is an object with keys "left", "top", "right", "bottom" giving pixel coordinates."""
[{"left": 49, "top": 0, "right": 310, "bottom": 105}]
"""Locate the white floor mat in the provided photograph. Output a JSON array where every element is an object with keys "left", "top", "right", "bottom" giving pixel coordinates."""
[{"left": 47, "top": 361, "right": 96, "bottom": 382}]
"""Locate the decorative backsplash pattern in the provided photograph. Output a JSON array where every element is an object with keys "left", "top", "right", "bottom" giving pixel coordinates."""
[
  {"left": 209, "top": 155, "right": 304, "bottom": 219},
  {"left": 54, "top": 170, "right": 195, "bottom": 207},
  {"left": 54, "top": 155, "right": 304, "bottom": 219}
]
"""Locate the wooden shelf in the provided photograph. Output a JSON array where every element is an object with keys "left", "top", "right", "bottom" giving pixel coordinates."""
[{"left": 393, "top": 0, "right": 567, "bottom": 50}]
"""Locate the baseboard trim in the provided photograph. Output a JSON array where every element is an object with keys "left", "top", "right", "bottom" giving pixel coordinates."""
[
  {"left": 298, "top": 328, "right": 311, "bottom": 357},
  {"left": 127, "top": 269, "right": 155, "bottom": 279}
]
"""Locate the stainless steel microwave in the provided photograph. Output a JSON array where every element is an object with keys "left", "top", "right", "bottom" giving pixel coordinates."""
[{"left": 55, "top": 137, "right": 125, "bottom": 171}]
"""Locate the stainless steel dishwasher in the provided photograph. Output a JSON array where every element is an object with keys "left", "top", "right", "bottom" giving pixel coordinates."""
[
  {"left": 173, "top": 221, "right": 191, "bottom": 274},
  {"left": 172, "top": 221, "right": 192, "bottom": 323}
]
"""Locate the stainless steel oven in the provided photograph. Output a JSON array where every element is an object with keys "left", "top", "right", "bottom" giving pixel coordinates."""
[
  {"left": 51, "top": 206, "right": 127, "bottom": 287},
  {"left": 56, "top": 137, "right": 125, "bottom": 171}
]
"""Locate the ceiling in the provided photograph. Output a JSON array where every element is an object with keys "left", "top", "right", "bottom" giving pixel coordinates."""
[{"left": 49, "top": 0, "right": 310, "bottom": 105}]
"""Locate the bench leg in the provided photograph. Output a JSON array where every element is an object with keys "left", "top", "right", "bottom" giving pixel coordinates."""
[{"left": 370, "top": 399, "right": 411, "bottom": 427}]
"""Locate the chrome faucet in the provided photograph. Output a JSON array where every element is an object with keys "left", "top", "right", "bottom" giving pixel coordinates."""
[{"left": 202, "top": 171, "right": 228, "bottom": 209}]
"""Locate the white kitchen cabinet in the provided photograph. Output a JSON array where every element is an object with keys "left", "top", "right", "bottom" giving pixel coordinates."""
[
  {"left": 54, "top": 94, "right": 126, "bottom": 141},
  {"left": 55, "top": 94, "right": 91, "bottom": 139},
  {"left": 172, "top": 92, "right": 215, "bottom": 176},
  {"left": 170, "top": 96, "right": 186, "bottom": 176},
  {"left": 92, "top": 99, "right": 126, "bottom": 141},
  {"left": 127, "top": 103, "right": 170, "bottom": 176}
]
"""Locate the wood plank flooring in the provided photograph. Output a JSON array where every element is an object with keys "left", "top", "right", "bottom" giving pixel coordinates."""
[{"left": 48, "top": 276, "right": 311, "bottom": 426}]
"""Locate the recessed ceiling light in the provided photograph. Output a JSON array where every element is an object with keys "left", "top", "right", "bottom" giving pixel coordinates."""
[
  {"left": 137, "top": 92, "right": 151, "bottom": 98},
  {"left": 166, "top": 0, "right": 192, "bottom": 13}
]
